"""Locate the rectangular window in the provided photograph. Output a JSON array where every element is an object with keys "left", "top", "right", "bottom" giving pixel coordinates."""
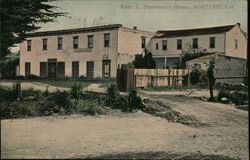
[
  {"left": 156, "top": 43, "right": 158, "bottom": 50},
  {"left": 102, "top": 60, "right": 111, "bottom": 78},
  {"left": 58, "top": 37, "right": 63, "bottom": 50},
  {"left": 141, "top": 37, "right": 146, "bottom": 48},
  {"left": 42, "top": 38, "right": 47, "bottom": 50},
  {"left": 234, "top": 39, "right": 238, "bottom": 49},
  {"left": 57, "top": 62, "right": 65, "bottom": 78},
  {"left": 72, "top": 61, "right": 79, "bottom": 78},
  {"left": 162, "top": 40, "right": 167, "bottom": 50},
  {"left": 177, "top": 39, "right": 182, "bottom": 50},
  {"left": 40, "top": 62, "right": 47, "bottom": 77},
  {"left": 104, "top": 33, "right": 110, "bottom": 47},
  {"left": 25, "top": 62, "right": 31, "bottom": 76},
  {"left": 88, "top": 35, "right": 94, "bottom": 48},
  {"left": 73, "top": 36, "right": 79, "bottom": 49},
  {"left": 27, "top": 40, "right": 31, "bottom": 51},
  {"left": 192, "top": 38, "right": 198, "bottom": 49},
  {"left": 210, "top": 37, "right": 215, "bottom": 48}
]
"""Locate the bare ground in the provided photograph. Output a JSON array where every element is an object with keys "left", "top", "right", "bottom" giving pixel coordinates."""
[{"left": 1, "top": 91, "right": 248, "bottom": 159}]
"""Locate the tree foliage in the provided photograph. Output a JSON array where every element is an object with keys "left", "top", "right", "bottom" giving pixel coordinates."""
[
  {"left": 179, "top": 42, "right": 208, "bottom": 68},
  {"left": 133, "top": 49, "right": 156, "bottom": 69},
  {"left": 0, "top": 0, "right": 66, "bottom": 60}
]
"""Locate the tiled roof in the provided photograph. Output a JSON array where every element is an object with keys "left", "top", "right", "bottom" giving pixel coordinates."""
[
  {"left": 153, "top": 24, "right": 237, "bottom": 38},
  {"left": 26, "top": 24, "right": 123, "bottom": 37}
]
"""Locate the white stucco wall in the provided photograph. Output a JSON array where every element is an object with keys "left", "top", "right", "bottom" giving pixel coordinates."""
[
  {"left": 149, "top": 33, "right": 225, "bottom": 58},
  {"left": 225, "top": 24, "right": 247, "bottom": 59}
]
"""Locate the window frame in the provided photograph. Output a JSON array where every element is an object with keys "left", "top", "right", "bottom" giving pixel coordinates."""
[
  {"left": 88, "top": 35, "right": 94, "bottom": 48},
  {"left": 209, "top": 37, "right": 215, "bottom": 48},
  {"left": 58, "top": 37, "right": 63, "bottom": 50},
  {"left": 104, "top": 33, "right": 110, "bottom": 47},
  {"left": 177, "top": 39, "right": 182, "bottom": 50},
  {"left": 192, "top": 38, "right": 198, "bottom": 49},
  {"left": 162, "top": 40, "right": 167, "bottom": 50},
  {"left": 141, "top": 36, "right": 146, "bottom": 48},
  {"left": 27, "top": 40, "right": 31, "bottom": 51},
  {"left": 73, "top": 36, "right": 79, "bottom": 49},
  {"left": 42, "top": 38, "right": 48, "bottom": 51},
  {"left": 234, "top": 39, "right": 238, "bottom": 49}
]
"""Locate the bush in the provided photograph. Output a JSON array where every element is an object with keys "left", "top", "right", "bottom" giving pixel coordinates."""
[
  {"left": 190, "top": 69, "right": 200, "bottom": 85},
  {"left": 48, "top": 90, "right": 70, "bottom": 110},
  {"left": 0, "top": 87, "right": 16, "bottom": 102},
  {"left": 128, "top": 88, "right": 143, "bottom": 112},
  {"left": 106, "top": 84, "right": 120, "bottom": 105},
  {"left": 70, "top": 82, "right": 83, "bottom": 100},
  {"left": 26, "top": 74, "right": 39, "bottom": 79}
]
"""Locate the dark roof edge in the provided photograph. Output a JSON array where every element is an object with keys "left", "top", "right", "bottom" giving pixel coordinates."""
[
  {"left": 26, "top": 24, "right": 123, "bottom": 37},
  {"left": 156, "top": 24, "right": 236, "bottom": 33}
]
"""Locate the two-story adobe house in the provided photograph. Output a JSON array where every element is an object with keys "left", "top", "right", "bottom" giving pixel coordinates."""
[
  {"left": 19, "top": 24, "right": 153, "bottom": 79},
  {"left": 149, "top": 23, "right": 247, "bottom": 69}
]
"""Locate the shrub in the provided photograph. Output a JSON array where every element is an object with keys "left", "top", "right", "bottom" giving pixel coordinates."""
[
  {"left": 48, "top": 90, "right": 70, "bottom": 110},
  {"left": 190, "top": 69, "right": 200, "bottom": 85},
  {"left": 106, "top": 84, "right": 120, "bottom": 105},
  {"left": 70, "top": 82, "right": 83, "bottom": 100},
  {"left": 26, "top": 74, "right": 39, "bottom": 79},
  {"left": 0, "top": 87, "right": 16, "bottom": 102},
  {"left": 128, "top": 88, "right": 143, "bottom": 112}
]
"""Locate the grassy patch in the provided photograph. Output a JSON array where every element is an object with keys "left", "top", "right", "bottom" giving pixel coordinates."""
[{"left": 144, "top": 85, "right": 205, "bottom": 91}]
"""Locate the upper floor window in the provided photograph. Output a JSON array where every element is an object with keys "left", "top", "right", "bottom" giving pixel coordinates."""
[
  {"left": 104, "top": 33, "right": 110, "bottom": 47},
  {"left": 156, "top": 43, "right": 158, "bottom": 50},
  {"left": 177, "top": 39, "right": 182, "bottom": 50},
  {"left": 192, "top": 38, "right": 198, "bottom": 49},
  {"left": 58, "top": 37, "right": 63, "bottom": 50},
  {"left": 210, "top": 37, "right": 215, "bottom": 48},
  {"left": 42, "top": 38, "right": 47, "bottom": 50},
  {"left": 88, "top": 35, "right": 94, "bottom": 48},
  {"left": 162, "top": 40, "right": 167, "bottom": 50},
  {"left": 27, "top": 40, "right": 31, "bottom": 51},
  {"left": 234, "top": 39, "right": 238, "bottom": 49},
  {"left": 73, "top": 36, "right": 79, "bottom": 49},
  {"left": 141, "top": 37, "right": 146, "bottom": 48}
]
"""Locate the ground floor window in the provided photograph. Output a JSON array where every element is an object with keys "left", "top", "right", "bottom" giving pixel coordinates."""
[
  {"left": 57, "top": 62, "right": 65, "bottom": 78},
  {"left": 40, "top": 62, "right": 47, "bottom": 77},
  {"left": 72, "top": 61, "right": 79, "bottom": 78},
  {"left": 25, "top": 62, "right": 31, "bottom": 77},
  {"left": 102, "top": 60, "right": 111, "bottom": 78}
]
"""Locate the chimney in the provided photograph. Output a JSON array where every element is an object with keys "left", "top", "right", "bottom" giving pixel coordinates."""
[{"left": 133, "top": 26, "right": 137, "bottom": 30}]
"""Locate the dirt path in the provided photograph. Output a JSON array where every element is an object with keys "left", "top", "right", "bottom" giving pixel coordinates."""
[{"left": 1, "top": 96, "right": 248, "bottom": 159}]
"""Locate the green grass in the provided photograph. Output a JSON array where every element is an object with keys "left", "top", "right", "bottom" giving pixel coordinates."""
[
  {"left": 144, "top": 85, "right": 206, "bottom": 91},
  {"left": 1, "top": 79, "right": 92, "bottom": 88}
]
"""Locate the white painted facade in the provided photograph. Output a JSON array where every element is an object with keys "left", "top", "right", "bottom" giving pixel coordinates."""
[
  {"left": 19, "top": 25, "right": 153, "bottom": 78},
  {"left": 149, "top": 24, "right": 247, "bottom": 69}
]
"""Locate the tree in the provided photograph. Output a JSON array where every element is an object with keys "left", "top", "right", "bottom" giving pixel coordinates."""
[
  {"left": 207, "top": 61, "right": 216, "bottom": 101},
  {"left": 0, "top": 0, "right": 66, "bottom": 60},
  {"left": 133, "top": 49, "right": 156, "bottom": 69}
]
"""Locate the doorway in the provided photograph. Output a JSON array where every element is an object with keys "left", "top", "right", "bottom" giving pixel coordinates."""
[
  {"left": 102, "top": 60, "right": 111, "bottom": 78},
  {"left": 86, "top": 61, "right": 94, "bottom": 79}
]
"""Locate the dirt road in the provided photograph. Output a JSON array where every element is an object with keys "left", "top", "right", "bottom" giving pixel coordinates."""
[{"left": 1, "top": 95, "right": 248, "bottom": 159}]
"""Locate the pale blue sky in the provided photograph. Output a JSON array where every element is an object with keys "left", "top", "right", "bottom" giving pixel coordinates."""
[{"left": 39, "top": 0, "right": 248, "bottom": 33}]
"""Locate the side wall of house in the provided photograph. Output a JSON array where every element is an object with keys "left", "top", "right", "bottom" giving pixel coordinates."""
[
  {"left": 225, "top": 25, "right": 247, "bottom": 59},
  {"left": 117, "top": 28, "right": 154, "bottom": 66}
]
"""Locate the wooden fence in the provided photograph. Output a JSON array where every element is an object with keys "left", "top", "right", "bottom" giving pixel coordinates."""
[{"left": 117, "top": 68, "right": 191, "bottom": 91}]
